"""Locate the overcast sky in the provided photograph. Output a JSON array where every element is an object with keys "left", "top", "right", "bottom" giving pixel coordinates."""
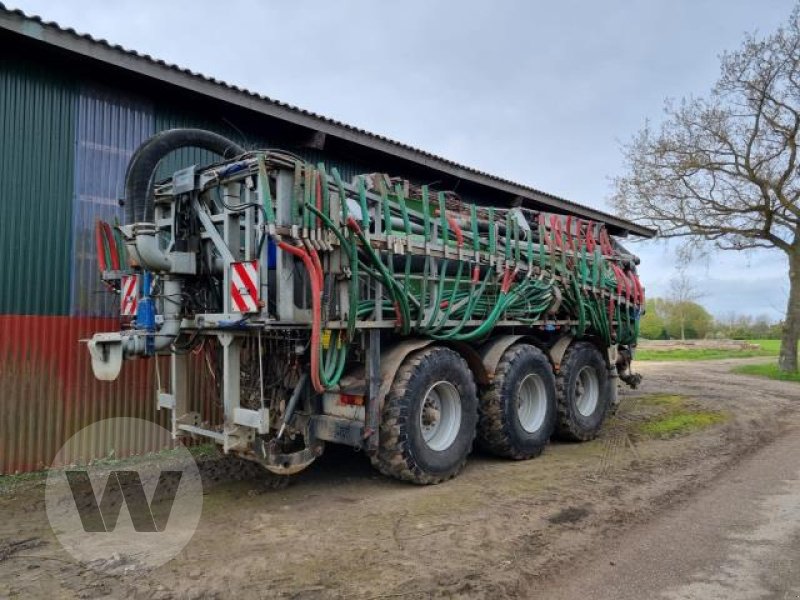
[{"left": 10, "top": 0, "right": 796, "bottom": 320}]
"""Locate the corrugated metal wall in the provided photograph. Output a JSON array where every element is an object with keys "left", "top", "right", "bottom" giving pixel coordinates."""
[
  {"left": 71, "top": 85, "right": 155, "bottom": 316},
  {"left": 0, "top": 59, "right": 74, "bottom": 315},
  {"left": 1, "top": 59, "right": 380, "bottom": 474},
  {"left": 0, "top": 68, "right": 222, "bottom": 474}
]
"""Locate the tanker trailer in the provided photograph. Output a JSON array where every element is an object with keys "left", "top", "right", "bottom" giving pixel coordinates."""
[{"left": 87, "top": 129, "right": 645, "bottom": 484}]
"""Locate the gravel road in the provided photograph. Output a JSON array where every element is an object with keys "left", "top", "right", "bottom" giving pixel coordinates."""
[{"left": 537, "top": 422, "right": 800, "bottom": 600}]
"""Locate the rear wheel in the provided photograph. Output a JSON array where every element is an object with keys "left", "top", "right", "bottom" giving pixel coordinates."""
[
  {"left": 555, "top": 341, "right": 610, "bottom": 441},
  {"left": 478, "top": 344, "right": 557, "bottom": 459},
  {"left": 372, "top": 346, "right": 478, "bottom": 484}
]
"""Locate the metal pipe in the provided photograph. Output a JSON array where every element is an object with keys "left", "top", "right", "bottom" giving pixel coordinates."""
[
  {"left": 277, "top": 374, "right": 308, "bottom": 439},
  {"left": 134, "top": 231, "right": 172, "bottom": 272},
  {"left": 123, "top": 277, "right": 183, "bottom": 355}
]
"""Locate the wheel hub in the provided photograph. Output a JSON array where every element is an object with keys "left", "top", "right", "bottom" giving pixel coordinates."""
[
  {"left": 419, "top": 381, "right": 462, "bottom": 451},
  {"left": 575, "top": 366, "right": 599, "bottom": 417},
  {"left": 517, "top": 373, "right": 547, "bottom": 433}
]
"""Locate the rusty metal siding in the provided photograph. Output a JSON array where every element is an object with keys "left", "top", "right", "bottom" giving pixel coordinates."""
[
  {"left": 70, "top": 85, "right": 154, "bottom": 316},
  {"left": 0, "top": 316, "right": 162, "bottom": 473},
  {"left": 0, "top": 314, "right": 222, "bottom": 474},
  {"left": 0, "top": 59, "right": 75, "bottom": 315}
]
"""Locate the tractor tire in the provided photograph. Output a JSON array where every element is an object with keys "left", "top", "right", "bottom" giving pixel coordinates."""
[
  {"left": 371, "top": 346, "right": 478, "bottom": 484},
  {"left": 555, "top": 341, "right": 610, "bottom": 441},
  {"left": 478, "top": 344, "right": 557, "bottom": 459}
]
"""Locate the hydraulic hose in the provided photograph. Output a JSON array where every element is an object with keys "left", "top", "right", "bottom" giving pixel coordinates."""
[
  {"left": 277, "top": 241, "right": 324, "bottom": 393},
  {"left": 124, "top": 128, "right": 246, "bottom": 223},
  {"left": 95, "top": 221, "right": 109, "bottom": 272}
]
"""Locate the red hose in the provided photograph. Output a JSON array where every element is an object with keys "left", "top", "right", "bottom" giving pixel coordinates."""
[
  {"left": 612, "top": 264, "right": 627, "bottom": 299},
  {"left": 394, "top": 301, "right": 404, "bottom": 328},
  {"left": 565, "top": 215, "right": 575, "bottom": 253},
  {"left": 585, "top": 221, "right": 596, "bottom": 253},
  {"left": 624, "top": 270, "right": 633, "bottom": 304},
  {"left": 446, "top": 214, "right": 464, "bottom": 248},
  {"left": 500, "top": 266, "right": 516, "bottom": 293},
  {"left": 277, "top": 241, "right": 324, "bottom": 393},
  {"left": 345, "top": 216, "right": 361, "bottom": 235},
  {"left": 95, "top": 221, "right": 108, "bottom": 272},
  {"left": 101, "top": 221, "right": 120, "bottom": 270},
  {"left": 599, "top": 227, "right": 614, "bottom": 257},
  {"left": 309, "top": 246, "right": 324, "bottom": 290},
  {"left": 550, "top": 215, "right": 560, "bottom": 251},
  {"left": 632, "top": 273, "right": 644, "bottom": 306}
]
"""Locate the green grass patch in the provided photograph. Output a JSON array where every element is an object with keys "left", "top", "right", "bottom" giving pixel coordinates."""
[
  {"left": 748, "top": 339, "right": 782, "bottom": 353},
  {"left": 0, "top": 443, "right": 219, "bottom": 489},
  {"left": 633, "top": 393, "right": 727, "bottom": 439},
  {"left": 636, "top": 339, "right": 781, "bottom": 362},
  {"left": 0, "top": 469, "right": 48, "bottom": 488},
  {"left": 638, "top": 411, "right": 727, "bottom": 439},
  {"left": 732, "top": 362, "right": 800, "bottom": 383}
]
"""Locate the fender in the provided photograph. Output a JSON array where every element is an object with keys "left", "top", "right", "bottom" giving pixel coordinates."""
[
  {"left": 548, "top": 334, "right": 575, "bottom": 373},
  {"left": 479, "top": 333, "right": 576, "bottom": 379},
  {"left": 376, "top": 338, "right": 435, "bottom": 410},
  {"left": 374, "top": 338, "right": 491, "bottom": 407},
  {"left": 479, "top": 335, "right": 528, "bottom": 381}
]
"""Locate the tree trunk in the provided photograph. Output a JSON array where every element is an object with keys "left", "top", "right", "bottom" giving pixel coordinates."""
[{"left": 779, "top": 251, "right": 800, "bottom": 373}]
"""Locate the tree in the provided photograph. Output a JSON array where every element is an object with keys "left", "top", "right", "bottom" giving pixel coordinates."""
[
  {"left": 614, "top": 7, "right": 800, "bottom": 372},
  {"left": 639, "top": 297, "right": 712, "bottom": 339},
  {"left": 667, "top": 270, "right": 705, "bottom": 340},
  {"left": 639, "top": 298, "right": 667, "bottom": 339},
  {"left": 662, "top": 301, "right": 713, "bottom": 340}
]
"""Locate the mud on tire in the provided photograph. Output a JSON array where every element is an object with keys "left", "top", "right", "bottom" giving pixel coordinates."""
[
  {"left": 371, "top": 346, "right": 478, "bottom": 484},
  {"left": 478, "top": 344, "right": 557, "bottom": 459},
  {"left": 555, "top": 341, "right": 610, "bottom": 441}
]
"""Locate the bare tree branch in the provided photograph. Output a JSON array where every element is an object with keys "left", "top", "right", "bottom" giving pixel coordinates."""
[{"left": 613, "top": 5, "right": 800, "bottom": 371}]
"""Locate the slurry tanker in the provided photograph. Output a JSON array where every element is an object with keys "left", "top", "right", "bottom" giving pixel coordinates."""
[{"left": 88, "top": 129, "right": 645, "bottom": 484}]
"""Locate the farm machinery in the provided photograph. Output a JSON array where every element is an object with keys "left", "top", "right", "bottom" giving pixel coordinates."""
[{"left": 87, "top": 128, "right": 645, "bottom": 484}]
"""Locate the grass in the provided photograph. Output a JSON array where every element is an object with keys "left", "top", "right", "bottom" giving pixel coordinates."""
[
  {"left": 636, "top": 339, "right": 781, "bottom": 362},
  {"left": 638, "top": 411, "right": 727, "bottom": 439},
  {"left": 732, "top": 362, "right": 800, "bottom": 383},
  {"left": 634, "top": 393, "right": 728, "bottom": 439},
  {"left": 0, "top": 443, "right": 219, "bottom": 488}
]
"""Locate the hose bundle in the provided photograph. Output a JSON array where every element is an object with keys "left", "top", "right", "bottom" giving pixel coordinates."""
[{"left": 264, "top": 157, "right": 644, "bottom": 390}]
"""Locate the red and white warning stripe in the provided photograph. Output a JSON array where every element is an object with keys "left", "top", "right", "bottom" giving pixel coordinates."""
[
  {"left": 120, "top": 274, "right": 138, "bottom": 316},
  {"left": 230, "top": 261, "right": 260, "bottom": 313}
]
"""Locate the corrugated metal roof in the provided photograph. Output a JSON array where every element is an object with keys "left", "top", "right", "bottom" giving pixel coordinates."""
[{"left": 0, "top": 3, "right": 655, "bottom": 238}]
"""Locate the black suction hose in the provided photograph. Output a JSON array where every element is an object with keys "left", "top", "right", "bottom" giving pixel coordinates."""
[{"left": 124, "top": 128, "right": 246, "bottom": 222}]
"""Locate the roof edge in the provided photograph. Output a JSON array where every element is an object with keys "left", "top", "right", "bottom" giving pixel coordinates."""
[{"left": 0, "top": 4, "right": 655, "bottom": 238}]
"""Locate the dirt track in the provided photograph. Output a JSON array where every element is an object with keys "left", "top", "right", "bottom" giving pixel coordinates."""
[{"left": 1, "top": 358, "right": 798, "bottom": 599}]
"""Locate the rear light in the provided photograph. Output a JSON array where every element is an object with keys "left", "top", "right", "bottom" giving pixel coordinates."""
[{"left": 340, "top": 393, "right": 364, "bottom": 406}]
